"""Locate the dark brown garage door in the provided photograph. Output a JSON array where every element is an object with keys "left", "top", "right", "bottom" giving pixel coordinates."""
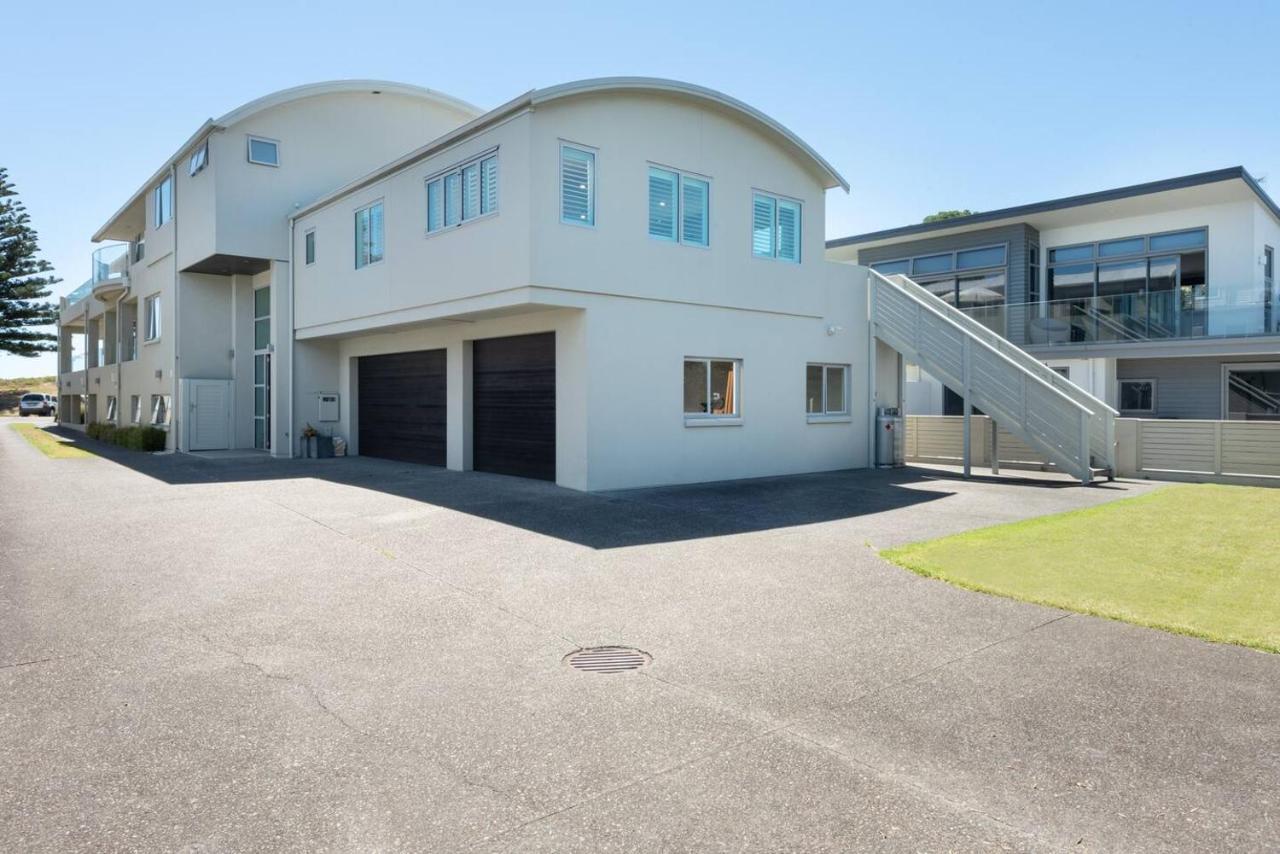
[
  {"left": 473, "top": 332, "right": 555, "bottom": 480},
  {"left": 358, "top": 349, "right": 447, "bottom": 465}
]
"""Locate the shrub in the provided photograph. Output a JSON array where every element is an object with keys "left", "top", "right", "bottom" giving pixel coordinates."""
[{"left": 86, "top": 422, "right": 166, "bottom": 452}]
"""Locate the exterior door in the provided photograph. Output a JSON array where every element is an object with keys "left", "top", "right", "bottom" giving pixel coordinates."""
[{"left": 189, "top": 380, "right": 231, "bottom": 451}]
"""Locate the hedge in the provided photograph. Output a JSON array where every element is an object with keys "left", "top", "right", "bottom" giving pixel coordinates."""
[{"left": 86, "top": 422, "right": 167, "bottom": 451}]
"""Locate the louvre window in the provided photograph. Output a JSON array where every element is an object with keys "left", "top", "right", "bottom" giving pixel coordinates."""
[
  {"left": 426, "top": 151, "right": 498, "bottom": 233},
  {"left": 752, "top": 192, "right": 800, "bottom": 262},
  {"left": 561, "top": 144, "right": 595, "bottom": 226},
  {"left": 648, "top": 166, "right": 709, "bottom": 247}
]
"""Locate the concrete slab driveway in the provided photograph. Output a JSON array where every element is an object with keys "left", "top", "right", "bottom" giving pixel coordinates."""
[{"left": 2, "top": 422, "right": 1277, "bottom": 852}]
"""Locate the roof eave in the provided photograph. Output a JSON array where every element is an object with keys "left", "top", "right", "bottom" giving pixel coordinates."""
[{"left": 827, "top": 166, "right": 1279, "bottom": 250}]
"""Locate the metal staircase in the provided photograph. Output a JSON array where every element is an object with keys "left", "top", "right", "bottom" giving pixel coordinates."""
[{"left": 871, "top": 271, "right": 1117, "bottom": 483}]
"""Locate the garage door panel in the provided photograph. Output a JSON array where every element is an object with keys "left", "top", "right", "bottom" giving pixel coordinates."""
[
  {"left": 358, "top": 349, "right": 447, "bottom": 466},
  {"left": 473, "top": 333, "right": 555, "bottom": 481}
]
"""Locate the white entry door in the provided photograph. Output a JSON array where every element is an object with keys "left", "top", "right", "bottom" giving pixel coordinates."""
[{"left": 188, "top": 380, "right": 231, "bottom": 451}]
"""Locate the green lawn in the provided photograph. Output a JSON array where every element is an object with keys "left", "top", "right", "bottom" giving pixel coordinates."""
[
  {"left": 883, "top": 484, "right": 1280, "bottom": 654},
  {"left": 10, "top": 423, "right": 93, "bottom": 459}
]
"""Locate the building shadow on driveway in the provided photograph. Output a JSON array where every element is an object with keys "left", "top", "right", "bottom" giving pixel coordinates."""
[{"left": 42, "top": 425, "right": 1090, "bottom": 549}]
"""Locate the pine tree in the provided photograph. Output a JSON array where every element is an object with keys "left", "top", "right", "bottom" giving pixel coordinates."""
[{"left": 0, "top": 167, "right": 59, "bottom": 356}]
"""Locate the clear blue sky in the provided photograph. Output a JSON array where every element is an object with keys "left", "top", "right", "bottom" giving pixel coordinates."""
[{"left": 4, "top": 0, "right": 1277, "bottom": 377}]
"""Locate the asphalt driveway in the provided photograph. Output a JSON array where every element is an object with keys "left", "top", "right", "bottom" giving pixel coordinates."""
[{"left": 2, "top": 421, "right": 1276, "bottom": 852}]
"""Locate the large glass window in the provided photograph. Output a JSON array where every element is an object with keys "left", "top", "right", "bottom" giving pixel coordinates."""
[
  {"left": 683, "top": 358, "right": 739, "bottom": 417},
  {"left": 1045, "top": 228, "right": 1208, "bottom": 341},
  {"left": 1226, "top": 365, "right": 1280, "bottom": 420},
  {"left": 806, "top": 364, "right": 848, "bottom": 415},
  {"left": 354, "top": 202, "right": 384, "bottom": 268},
  {"left": 427, "top": 152, "right": 498, "bottom": 233}
]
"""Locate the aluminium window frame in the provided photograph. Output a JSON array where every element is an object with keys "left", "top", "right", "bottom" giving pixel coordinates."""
[
  {"left": 647, "top": 161, "right": 711, "bottom": 249},
  {"left": 304, "top": 228, "right": 316, "bottom": 265},
  {"left": 246, "top": 135, "right": 280, "bottom": 167},
  {"left": 424, "top": 146, "right": 500, "bottom": 236},
  {"left": 683, "top": 356, "right": 742, "bottom": 426},
  {"left": 805, "top": 362, "right": 851, "bottom": 420},
  {"left": 130, "top": 394, "right": 141, "bottom": 424},
  {"left": 868, "top": 242, "right": 1010, "bottom": 280},
  {"left": 143, "top": 293, "right": 161, "bottom": 343},
  {"left": 751, "top": 189, "right": 803, "bottom": 264},
  {"left": 1046, "top": 226, "right": 1209, "bottom": 302},
  {"left": 1220, "top": 361, "right": 1280, "bottom": 420},
  {"left": 559, "top": 141, "right": 598, "bottom": 229},
  {"left": 353, "top": 199, "right": 385, "bottom": 270},
  {"left": 189, "top": 139, "right": 209, "bottom": 176},
  {"left": 1117, "top": 378, "right": 1158, "bottom": 415},
  {"left": 150, "top": 394, "right": 171, "bottom": 427},
  {"left": 153, "top": 176, "right": 173, "bottom": 229}
]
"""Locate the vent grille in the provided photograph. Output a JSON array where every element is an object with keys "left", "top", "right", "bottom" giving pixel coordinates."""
[{"left": 564, "top": 646, "right": 651, "bottom": 674}]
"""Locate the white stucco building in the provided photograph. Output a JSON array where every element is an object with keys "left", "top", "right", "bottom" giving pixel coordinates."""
[{"left": 58, "top": 77, "right": 1117, "bottom": 489}]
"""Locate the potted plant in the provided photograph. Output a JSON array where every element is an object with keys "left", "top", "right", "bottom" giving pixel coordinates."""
[{"left": 301, "top": 423, "right": 318, "bottom": 458}]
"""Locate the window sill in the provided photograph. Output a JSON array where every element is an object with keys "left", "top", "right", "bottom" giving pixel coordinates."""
[
  {"left": 684, "top": 416, "right": 742, "bottom": 428},
  {"left": 425, "top": 211, "right": 499, "bottom": 238},
  {"left": 806, "top": 414, "right": 852, "bottom": 424}
]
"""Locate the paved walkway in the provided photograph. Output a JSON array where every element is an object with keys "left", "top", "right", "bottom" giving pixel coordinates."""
[{"left": 2, "top": 420, "right": 1276, "bottom": 852}]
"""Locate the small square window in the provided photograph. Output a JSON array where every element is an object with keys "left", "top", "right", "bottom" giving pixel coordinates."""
[
  {"left": 752, "top": 192, "right": 800, "bottom": 263},
  {"left": 247, "top": 136, "right": 279, "bottom": 167},
  {"left": 806, "top": 364, "right": 848, "bottom": 416},
  {"left": 189, "top": 140, "right": 208, "bottom": 176},
  {"left": 1119, "top": 379, "right": 1155, "bottom": 413}
]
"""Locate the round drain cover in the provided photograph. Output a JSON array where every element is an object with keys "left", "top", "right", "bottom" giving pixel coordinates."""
[{"left": 564, "top": 646, "right": 651, "bottom": 674}]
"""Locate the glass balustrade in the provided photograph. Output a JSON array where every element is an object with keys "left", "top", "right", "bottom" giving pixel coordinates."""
[
  {"left": 91, "top": 244, "right": 130, "bottom": 285},
  {"left": 959, "top": 289, "right": 1278, "bottom": 345}
]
